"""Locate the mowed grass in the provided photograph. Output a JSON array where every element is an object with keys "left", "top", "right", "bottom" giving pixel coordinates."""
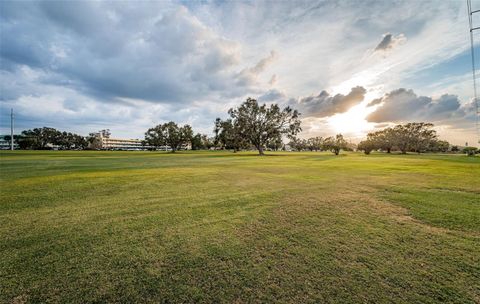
[{"left": 0, "top": 150, "right": 479, "bottom": 303}]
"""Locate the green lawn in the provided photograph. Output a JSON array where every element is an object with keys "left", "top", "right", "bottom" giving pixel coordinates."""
[{"left": 0, "top": 150, "right": 479, "bottom": 303}]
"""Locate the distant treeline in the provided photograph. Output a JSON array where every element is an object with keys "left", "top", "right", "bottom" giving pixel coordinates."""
[
  {"left": 288, "top": 122, "right": 477, "bottom": 155},
  {"left": 7, "top": 98, "right": 479, "bottom": 156},
  {"left": 357, "top": 123, "right": 458, "bottom": 154},
  {"left": 5, "top": 127, "right": 90, "bottom": 150}
]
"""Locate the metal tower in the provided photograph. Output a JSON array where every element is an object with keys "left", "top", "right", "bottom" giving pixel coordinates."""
[{"left": 467, "top": 0, "right": 480, "bottom": 144}]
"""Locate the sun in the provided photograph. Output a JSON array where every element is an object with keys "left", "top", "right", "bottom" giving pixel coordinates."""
[{"left": 327, "top": 102, "right": 377, "bottom": 136}]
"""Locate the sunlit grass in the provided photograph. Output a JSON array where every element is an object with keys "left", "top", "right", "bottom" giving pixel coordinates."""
[{"left": 0, "top": 150, "right": 479, "bottom": 303}]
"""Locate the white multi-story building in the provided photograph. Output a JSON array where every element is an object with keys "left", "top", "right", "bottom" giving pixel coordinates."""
[
  {"left": 101, "top": 137, "right": 145, "bottom": 150},
  {"left": 91, "top": 130, "right": 191, "bottom": 151},
  {"left": 91, "top": 129, "right": 145, "bottom": 150}
]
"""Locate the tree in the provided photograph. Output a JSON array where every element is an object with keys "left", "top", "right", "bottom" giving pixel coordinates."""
[
  {"left": 344, "top": 141, "right": 357, "bottom": 152},
  {"left": 213, "top": 118, "right": 222, "bottom": 148},
  {"left": 357, "top": 139, "right": 375, "bottom": 155},
  {"left": 430, "top": 140, "right": 450, "bottom": 153},
  {"left": 18, "top": 127, "right": 57, "bottom": 149},
  {"left": 191, "top": 133, "right": 203, "bottom": 150},
  {"left": 87, "top": 133, "right": 103, "bottom": 150},
  {"left": 288, "top": 137, "right": 307, "bottom": 151},
  {"left": 4, "top": 134, "right": 24, "bottom": 149},
  {"left": 226, "top": 98, "right": 301, "bottom": 155},
  {"left": 323, "top": 134, "right": 348, "bottom": 155},
  {"left": 144, "top": 122, "right": 193, "bottom": 152},
  {"left": 409, "top": 123, "right": 437, "bottom": 153},
  {"left": 22, "top": 127, "right": 56, "bottom": 149},
  {"left": 363, "top": 123, "right": 449, "bottom": 154},
  {"left": 202, "top": 135, "right": 215, "bottom": 150},
  {"left": 191, "top": 133, "right": 213, "bottom": 150},
  {"left": 463, "top": 147, "right": 478, "bottom": 156},
  {"left": 266, "top": 133, "right": 283, "bottom": 151},
  {"left": 17, "top": 134, "right": 36, "bottom": 150},
  {"left": 74, "top": 134, "right": 88, "bottom": 150},
  {"left": 391, "top": 122, "right": 437, "bottom": 154},
  {"left": 307, "top": 137, "right": 323, "bottom": 151},
  {"left": 366, "top": 128, "right": 394, "bottom": 153},
  {"left": 214, "top": 118, "right": 248, "bottom": 152},
  {"left": 13, "top": 127, "right": 87, "bottom": 150},
  {"left": 56, "top": 131, "right": 87, "bottom": 150}
]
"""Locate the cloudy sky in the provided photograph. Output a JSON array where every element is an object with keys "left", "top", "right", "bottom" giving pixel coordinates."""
[{"left": 1, "top": 0, "right": 479, "bottom": 145}]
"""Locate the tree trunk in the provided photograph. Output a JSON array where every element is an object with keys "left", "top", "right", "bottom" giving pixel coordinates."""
[{"left": 258, "top": 146, "right": 265, "bottom": 155}]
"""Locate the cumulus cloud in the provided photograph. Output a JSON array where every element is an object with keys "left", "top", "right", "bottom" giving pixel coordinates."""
[
  {"left": 292, "top": 86, "right": 366, "bottom": 117},
  {"left": 0, "top": 1, "right": 280, "bottom": 136},
  {"left": 374, "top": 33, "right": 406, "bottom": 52},
  {"left": 367, "top": 88, "right": 473, "bottom": 125},
  {"left": 0, "top": 3, "right": 248, "bottom": 104},
  {"left": 0, "top": 0, "right": 474, "bottom": 143}
]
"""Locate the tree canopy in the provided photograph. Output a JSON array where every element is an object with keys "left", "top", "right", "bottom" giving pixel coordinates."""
[
  {"left": 357, "top": 139, "right": 375, "bottom": 155},
  {"left": 225, "top": 98, "right": 301, "bottom": 155},
  {"left": 214, "top": 118, "right": 248, "bottom": 152},
  {"left": 322, "top": 134, "right": 348, "bottom": 155},
  {"left": 144, "top": 122, "right": 193, "bottom": 152},
  {"left": 191, "top": 133, "right": 214, "bottom": 150},
  {"left": 359, "top": 122, "right": 449, "bottom": 154},
  {"left": 11, "top": 127, "right": 87, "bottom": 150}
]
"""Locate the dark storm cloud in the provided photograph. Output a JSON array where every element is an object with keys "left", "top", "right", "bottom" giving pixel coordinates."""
[
  {"left": 367, "top": 88, "right": 472, "bottom": 124},
  {"left": 292, "top": 86, "right": 366, "bottom": 117}
]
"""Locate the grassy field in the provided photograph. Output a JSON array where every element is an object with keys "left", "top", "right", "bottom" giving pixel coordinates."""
[{"left": 0, "top": 150, "right": 479, "bottom": 303}]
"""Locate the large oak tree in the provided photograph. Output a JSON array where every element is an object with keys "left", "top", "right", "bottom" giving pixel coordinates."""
[
  {"left": 145, "top": 121, "right": 193, "bottom": 152},
  {"left": 391, "top": 122, "right": 437, "bottom": 154},
  {"left": 362, "top": 122, "right": 445, "bottom": 154},
  {"left": 226, "top": 98, "right": 301, "bottom": 155}
]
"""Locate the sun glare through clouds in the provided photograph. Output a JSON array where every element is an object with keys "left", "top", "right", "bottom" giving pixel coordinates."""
[
  {"left": 326, "top": 88, "right": 382, "bottom": 137},
  {"left": 327, "top": 101, "right": 378, "bottom": 136}
]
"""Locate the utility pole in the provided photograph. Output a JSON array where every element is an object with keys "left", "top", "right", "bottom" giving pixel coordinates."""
[
  {"left": 467, "top": 0, "right": 480, "bottom": 144},
  {"left": 10, "top": 108, "right": 14, "bottom": 150}
]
